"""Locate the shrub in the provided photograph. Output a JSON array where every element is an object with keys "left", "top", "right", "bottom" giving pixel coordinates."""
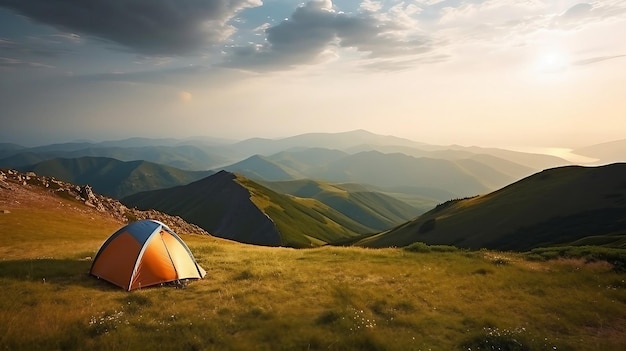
[
  {"left": 430, "top": 245, "right": 459, "bottom": 252},
  {"left": 404, "top": 242, "right": 431, "bottom": 253}
]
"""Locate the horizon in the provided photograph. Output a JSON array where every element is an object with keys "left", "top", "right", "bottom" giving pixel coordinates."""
[
  {"left": 0, "top": 128, "right": 615, "bottom": 164},
  {"left": 1, "top": 1, "right": 625, "bottom": 150}
]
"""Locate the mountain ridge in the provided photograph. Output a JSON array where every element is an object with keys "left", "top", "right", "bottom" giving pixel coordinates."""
[
  {"left": 357, "top": 163, "right": 626, "bottom": 250},
  {"left": 122, "top": 171, "right": 371, "bottom": 247}
]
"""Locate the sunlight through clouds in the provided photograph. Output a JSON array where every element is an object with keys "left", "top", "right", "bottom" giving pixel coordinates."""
[
  {"left": 0, "top": 0, "right": 625, "bottom": 147},
  {"left": 179, "top": 91, "right": 193, "bottom": 103}
]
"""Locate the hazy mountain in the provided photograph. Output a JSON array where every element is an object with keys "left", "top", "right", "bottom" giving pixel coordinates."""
[
  {"left": 574, "top": 139, "right": 626, "bottom": 165},
  {"left": 357, "top": 163, "right": 626, "bottom": 250},
  {"left": 0, "top": 144, "right": 227, "bottom": 171},
  {"left": 346, "top": 143, "right": 567, "bottom": 172},
  {"left": 228, "top": 129, "right": 427, "bottom": 157},
  {"left": 307, "top": 151, "right": 495, "bottom": 197},
  {"left": 19, "top": 157, "right": 213, "bottom": 198},
  {"left": 221, "top": 155, "right": 295, "bottom": 181},
  {"left": 0, "top": 143, "right": 25, "bottom": 159},
  {"left": 122, "top": 171, "right": 372, "bottom": 247},
  {"left": 220, "top": 149, "right": 524, "bottom": 200},
  {"left": 260, "top": 179, "right": 422, "bottom": 231}
]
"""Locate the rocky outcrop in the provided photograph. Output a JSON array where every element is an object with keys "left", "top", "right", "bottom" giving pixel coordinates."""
[{"left": 0, "top": 169, "right": 210, "bottom": 236}]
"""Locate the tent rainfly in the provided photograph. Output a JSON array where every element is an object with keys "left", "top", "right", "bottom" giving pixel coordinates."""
[{"left": 90, "top": 219, "right": 206, "bottom": 291}]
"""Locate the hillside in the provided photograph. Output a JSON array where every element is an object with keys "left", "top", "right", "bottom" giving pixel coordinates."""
[
  {"left": 0, "top": 144, "right": 226, "bottom": 171},
  {"left": 0, "top": 169, "right": 210, "bottom": 237},
  {"left": 309, "top": 151, "right": 494, "bottom": 197},
  {"left": 1, "top": 169, "right": 626, "bottom": 350},
  {"left": 221, "top": 149, "right": 524, "bottom": 200},
  {"left": 260, "top": 179, "right": 423, "bottom": 231},
  {"left": 358, "top": 163, "right": 626, "bottom": 250},
  {"left": 17, "top": 157, "right": 213, "bottom": 198},
  {"left": 2, "top": 167, "right": 626, "bottom": 350},
  {"left": 123, "top": 171, "right": 372, "bottom": 247}
]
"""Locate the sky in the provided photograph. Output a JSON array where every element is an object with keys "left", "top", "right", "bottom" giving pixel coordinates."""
[{"left": 1, "top": 0, "right": 625, "bottom": 149}]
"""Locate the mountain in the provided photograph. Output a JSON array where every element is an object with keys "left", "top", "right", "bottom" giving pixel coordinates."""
[
  {"left": 221, "top": 148, "right": 351, "bottom": 181},
  {"left": 221, "top": 154, "right": 295, "bottom": 181},
  {"left": 574, "top": 139, "right": 626, "bottom": 165},
  {"left": 357, "top": 163, "right": 626, "bottom": 250},
  {"left": 122, "top": 171, "right": 372, "bottom": 247},
  {"left": 221, "top": 149, "right": 525, "bottom": 200},
  {"left": 345, "top": 143, "right": 559, "bottom": 175},
  {"left": 0, "top": 144, "right": 227, "bottom": 171},
  {"left": 0, "top": 143, "right": 25, "bottom": 158},
  {"left": 18, "top": 157, "right": 213, "bottom": 198},
  {"left": 259, "top": 179, "right": 422, "bottom": 231},
  {"left": 308, "top": 151, "right": 495, "bottom": 197},
  {"left": 228, "top": 129, "right": 427, "bottom": 157}
]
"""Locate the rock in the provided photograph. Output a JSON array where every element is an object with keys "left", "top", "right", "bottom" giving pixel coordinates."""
[
  {"left": 0, "top": 169, "right": 211, "bottom": 236},
  {"left": 1, "top": 210, "right": 10, "bottom": 214}
]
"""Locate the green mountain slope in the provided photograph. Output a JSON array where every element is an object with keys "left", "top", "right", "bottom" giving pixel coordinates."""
[
  {"left": 18, "top": 157, "right": 213, "bottom": 198},
  {"left": 122, "top": 171, "right": 370, "bottom": 247},
  {"left": 220, "top": 149, "right": 519, "bottom": 200},
  {"left": 309, "top": 151, "right": 493, "bottom": 197},
  {"left": 358, "top": 163, "right": 626, "bottom": 250},
  {"left": 260, "top": 179, "right": 421, "bottom": 231}
]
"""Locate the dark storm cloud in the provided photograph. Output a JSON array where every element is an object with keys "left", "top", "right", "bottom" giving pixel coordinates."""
[
  {"left": 222, "top": 0, "right": 434, "bottom": 71},
  {"left": 0, "top": 0, "right": 261, "bottom": 55}
]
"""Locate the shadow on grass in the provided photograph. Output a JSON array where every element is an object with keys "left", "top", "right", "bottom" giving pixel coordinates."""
[{"left": 0, "top": 258, "right": 119, "bottom": 291}]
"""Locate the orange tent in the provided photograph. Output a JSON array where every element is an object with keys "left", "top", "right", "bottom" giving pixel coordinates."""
[{"left": 90, "top": 219, "right": 206, "bottom": 291}]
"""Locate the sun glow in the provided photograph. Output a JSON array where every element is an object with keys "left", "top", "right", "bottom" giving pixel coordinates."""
[{"left": 534, "top": 51, "right": 570, "bottom": 74}]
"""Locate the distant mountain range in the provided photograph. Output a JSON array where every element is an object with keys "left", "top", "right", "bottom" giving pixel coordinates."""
[
  {"left": 3, "top": 130, "right": 626, "bottom": 251},
  {"left": 0, "top": 143, "right": 227, "bottom": 171},
  {"left": 4, "top": 129, "right": 602, "bottom": 204},
  {"left": 123, "top": 171, "right": 373, "bottom": 247},
  {"left": 357, "top": 163, "right": 626, "bottom": 250},
  {"left": 222, "top": 149, "right": 537, "bottom": 201},
  {"left": 17, "top": 157, "right": 213, "bottom": 199}
]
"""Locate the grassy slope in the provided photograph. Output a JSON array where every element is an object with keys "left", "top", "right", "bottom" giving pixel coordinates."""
[
  {"left": 20, "top": 156, "right": 213, "bottom": 198},
  {"left": 261, "top": 179, "right": 421, "bottom": 231},
  {"left": 123, "top": 172, "right": 368, "bottom": 247},
  {"left": 1, "top": 188, "right": 625, "bottom": 350},
  {"left": 359, "top": 164, "right": 626, "bottom": 250}
]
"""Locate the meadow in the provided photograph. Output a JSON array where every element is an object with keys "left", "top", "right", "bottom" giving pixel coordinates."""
[{"left": 1, "top": 195, "right": 625, "bottom": 350}]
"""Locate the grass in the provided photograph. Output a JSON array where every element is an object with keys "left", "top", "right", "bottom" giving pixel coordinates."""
[{"left": 1, "top": 193, "right": 626, "bottom": 350}]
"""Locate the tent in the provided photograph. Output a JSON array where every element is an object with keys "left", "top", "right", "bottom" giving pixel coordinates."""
[{"left": 90, "top": 219, "right": 206, "bottom": 291}]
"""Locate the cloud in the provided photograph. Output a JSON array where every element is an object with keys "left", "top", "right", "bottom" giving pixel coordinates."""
[
  {"left": 551, "top": 2, "right": 626, "bottom": 30},
  {"left": 0, "top": 0, "right": 262, "bottom": 55},
  {"left": 0, "top": 56, "right": 54, "bottom": 69},
  {"left": 221, "top": 0, "right": 435, "bottom": 71},
  {"left": 572, "top": 54, "right": 626, "bottom": 66}
]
